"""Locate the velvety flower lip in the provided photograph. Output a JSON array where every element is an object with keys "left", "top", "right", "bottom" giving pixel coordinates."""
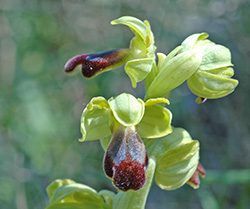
[
  {"left": 104, "top": 126, "right": 148, "bottom": 191},
  {"left": 64, "top": 49, "right": 129, "bottom": 78}
]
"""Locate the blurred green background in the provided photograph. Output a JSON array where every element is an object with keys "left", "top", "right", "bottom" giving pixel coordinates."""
[{"left": 0, "top": 0, "right": 249, "bottom": 208}]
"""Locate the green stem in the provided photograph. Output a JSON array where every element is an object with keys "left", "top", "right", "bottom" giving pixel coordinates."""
[{"left": 112, "top": 158, "right": 156, "bottom": 209}]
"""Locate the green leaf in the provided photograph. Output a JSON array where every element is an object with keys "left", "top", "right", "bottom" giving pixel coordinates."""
[
  {"left": 145, "top": 127, "right": 199, "bottom": 190},
  {"left": 111, "top": 16, "right": 147, "bottom": 41},
  {"left": 145, "top": 50, "right": 202, "bottom": 100},
  {"left": 79, "top": 97, "right": 111, "bottom": 142},
  {"left": 112, "top": 158, "right": 156, "bottom": 209},
  {"left": 137, "top": 104, "right": 172, "bottom": 138},
  {"left": 125, "top": 58, "right": 154, "bottom": 88},
  {"left": 108, "top": 93, "right": 145, "bottom": 126}
]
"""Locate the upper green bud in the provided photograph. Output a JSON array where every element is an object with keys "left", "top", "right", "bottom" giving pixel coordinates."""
[{"left": 181, "top": 33, "right": 239, "bottom": 100}]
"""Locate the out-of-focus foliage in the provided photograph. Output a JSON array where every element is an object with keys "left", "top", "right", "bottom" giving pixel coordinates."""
[{"left": 0, "top": 0, "right": 249, "bottom": 208}]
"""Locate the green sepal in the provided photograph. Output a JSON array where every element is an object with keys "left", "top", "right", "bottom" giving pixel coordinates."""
[
  {"left": 112, "top": 158, "right": 156, "bottom": 209},
  {"left": 157, "top": 46, "right": 183, "bottom": 71},
  {"left": 125, "top": 57, "right": 154, "bottom": 88},
  {"left": 187, "top": 70, "right": 239, "bottom": 99},
  {"left": 79, "top": 97, "right": 111, "bottom": 142},
  {"left": 137, "top": 104, "right": 172, "bottom": 138},
  {"left": 111, "top": 16, "right": 147, "bottom": 41},
  {"left": 145, "top": 50, "right": 202, "bottom": 100},
  {"left": 145, "top": 127, "right": 199, "bottom": 190},
  {"left": 108, "top": 93, "right": 145, "bottom": 127}
]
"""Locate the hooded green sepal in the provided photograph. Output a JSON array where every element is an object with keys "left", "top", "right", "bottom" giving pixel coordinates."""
[
  {"left": 137, "top": 98, "right": 172, "bottom": 138},
  {"left": 46, "top": 179, "right": 112, "bottom": 209},
  {"left": 79, "top": 97, "right": 111, "bottom": 142},
  {"left": 145, "top": 50, "right": 202, "bottom": 100},
  {"left": 112, "top": 158, "right": 156, "bottom": 209},
  {"left": 111, "top": 16, "right": 156, "bottom": 88},
  {"left": 108, "top": 93, "right": 145, "bottom": 127},
  {"left": 111, "top": 16, "right": 147, "bottom": 41},
  {"left": 181, "top": 33, "right": 239, "bottom": 99},
  {"left": 145, "top": 127, "right": 199, "bottom": 190}
]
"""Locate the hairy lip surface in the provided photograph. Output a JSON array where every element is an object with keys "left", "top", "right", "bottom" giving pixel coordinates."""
[{"left": 104, "top": 126, "right": 148, "bottom": 191}]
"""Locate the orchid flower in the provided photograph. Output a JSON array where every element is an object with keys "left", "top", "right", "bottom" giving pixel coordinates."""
[{"left": 65, "top": 16, "right": 156, "bottom": 88}]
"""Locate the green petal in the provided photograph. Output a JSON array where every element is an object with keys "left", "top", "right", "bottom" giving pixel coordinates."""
[
  {"left": 145, "top": 127, "right": 199, "bottom": 190},
  {"left": 111, "top": 16, "right": 146, "bottom": 41},
  {"left": 125, "top": 58, "right": 154, "bottom": 88},
  {"left": 145, "top": 50, "right": 202, "bottom": 100},
  {"left": 108, "top": 93, "right": 145, "bottom": 126},
  {"left": 79, "top": 97, "right": 111, "bottom": 142},
  {"left": 137, "top": 105, "right": 172, "bottom": 138},
  {"left": 187, "top": 70, "right": 239, "bottom": 99}
]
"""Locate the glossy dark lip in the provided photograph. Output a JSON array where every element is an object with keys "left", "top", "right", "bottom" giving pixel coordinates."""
[{"left": 103, "top": 127, "right": 148, "bottom": 191}]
